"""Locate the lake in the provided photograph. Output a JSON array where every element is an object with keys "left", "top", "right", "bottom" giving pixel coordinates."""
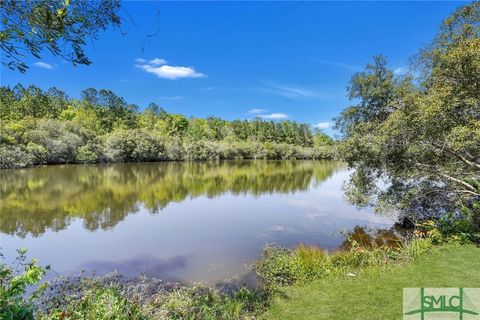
[{"left": 0, "top": 160, "right": 395, "bottom": 284}]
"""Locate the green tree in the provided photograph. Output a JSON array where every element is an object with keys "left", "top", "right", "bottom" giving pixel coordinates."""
[
  {"left": 1, "top": 0, "right": 121, "bottom": 73},
  {"left": 313, "top": 129, "right": 334, "bottom": 147},
  {"left": 335, "top": 3, "right": 479, "bottom": 222},
  {"left": 138, "top": 103, "right": 164, "bottom": 129},
  {"left": 166, "top": 114, "right": 189, "bottom": 136},
  {"left": 0, "top": 249, "right": 48, "bottom": 320},
  {"left": 0, "top": 84, "right": 334, "bottom": 167}
]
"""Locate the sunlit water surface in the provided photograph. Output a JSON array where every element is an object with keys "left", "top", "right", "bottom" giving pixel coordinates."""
[{"left": 0, "top": 160, "right": 395, "bottom": 284}]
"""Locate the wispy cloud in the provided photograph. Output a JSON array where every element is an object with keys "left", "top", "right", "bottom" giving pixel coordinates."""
[
  {"left": 248, "top": 108, "right": 268, "bottom": 114},
  {"left": 310, "top": 58, "right": 361, "bottom": 72},
  {"left": 200, "top": 86, "right": 214, "bottom": 92},
  {"left": 33, "top": 61, "right": 54, "bottom": 70},
  {"left": 160, "top": 95, "right": 184, "bottom": 100},
  {"left": 135, "top": 58, "right": 146, "bottom": 63},
  {"left": 135, "top": 58, "right": 206, "bottom": 80},
  {"left": 313, "top": 122, "right": 331, "bottom": 129},
  {"left": 261, "top": 81, "right": 319, "bottom": 100},
  {"left": 149, "top": 58, "right": 167, "bottom": 66},
  {"left": 258, "top": 113, "right": 288, "bottom": 120},
  {"left": 394, "top": 67, "right": 407, "bottom": 75}
]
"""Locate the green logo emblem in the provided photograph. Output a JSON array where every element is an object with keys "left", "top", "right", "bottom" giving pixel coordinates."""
[{"left": 404, "top": 288, "right": 480, "bottom": 320}]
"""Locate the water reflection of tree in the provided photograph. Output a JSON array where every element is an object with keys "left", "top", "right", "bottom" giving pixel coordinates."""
[
  {"left": 339, "top": 226, "right": 405, "bottom": 250},
  {"left": 0, "top": 160, "right": 342, "bottom": 237}
]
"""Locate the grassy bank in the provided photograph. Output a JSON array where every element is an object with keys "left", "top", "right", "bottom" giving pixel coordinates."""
[
  {"left": 266, "top": 244, "right": 480, "bottom": 320},
  {"left": 2, "top": 224, "right": 478, "bottom": 319}
]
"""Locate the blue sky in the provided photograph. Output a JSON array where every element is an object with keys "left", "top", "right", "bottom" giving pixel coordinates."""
[{"left": 1, "top": 1, "right": 463, "bottom": 134}]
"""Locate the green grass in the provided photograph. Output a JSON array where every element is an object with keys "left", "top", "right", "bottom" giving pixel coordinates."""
[{"left": 266, "top": 244, "right": 480, "bottom": 320}]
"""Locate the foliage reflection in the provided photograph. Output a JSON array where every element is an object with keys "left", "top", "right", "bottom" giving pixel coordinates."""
[{"left": 1, "top": 160, "right": 342, "bottom": 237}]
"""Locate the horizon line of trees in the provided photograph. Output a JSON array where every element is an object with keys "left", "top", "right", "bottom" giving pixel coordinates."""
[{"left": 0, "top": 84, "right": 335, "bottom": 168}]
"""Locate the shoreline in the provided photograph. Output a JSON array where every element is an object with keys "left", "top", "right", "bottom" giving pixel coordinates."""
[{"left": 1, "top": 157, "right": 339, "bottom": 170}]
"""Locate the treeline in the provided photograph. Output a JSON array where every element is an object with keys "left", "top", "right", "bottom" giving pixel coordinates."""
[{"left": 0, "top": 85, "right": 335, "bottom": 168}]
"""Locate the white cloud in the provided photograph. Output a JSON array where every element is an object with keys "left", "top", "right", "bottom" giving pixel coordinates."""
[
  {"left": 160, "top": 95, "right": 183, "bottom": 100},
  {"left": 135, "top": 58, "right": 206, "bottom": 80},
  {"left": 142, "top": 65, "right": 205, "bottom": 79},
  {"left": 310, "top": 58, "right": 361, "bottom": 72},
  {"left": 200, "top": 86, "right": 214, "bottom": 92},
  {"left": 394, "top": 67, "right": 407, "bottom": 75},
  {"left": 33, "top": 61, "right": 54, "bottom": 70},
  {"left": 135, "top": 58, "right": 147, "bottom": 63},
  {"left": 149, "top": 58, "right": 167, "bottom": 66},
  {"left": 248, "top": 108, "right": 268, "bottom": 114},
  {"left": 265, "top": 83, "right": 317, "bottom": 99},
  {"left": 261, "top": 81, "right": 323, "bottom": 100},
  {"left": 258, "top": 113, "right": 288, "bottom": 120},
  {"left": 313, "top": 122, "right": 331, "bottom": 129}
]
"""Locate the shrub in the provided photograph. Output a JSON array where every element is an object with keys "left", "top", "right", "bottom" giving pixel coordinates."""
[
  {"left": 40, "top": 275, "right": 267, "bottom": 320},
  {"left": 416, "top": 210, "right": 480, "bottom": 244},
  {"left": 277, "top": 143, "right": 296, "bottom": 160},
  {"left": 0, "top": 145, "right": 33, "bottom": 168},
  {"left": 40, "top": 286, "right": 148, "bottom": 320},
  {"left": 0, "top": 118, "right": 335, "bottom": 167},
  {"left": 25, "top": 142, "right": 48, "bottom": 164},
  {"left": 0, "top": 248, "right": 269, "bottom": 320},
  {"left": 0, "top": 249, "right": 48, "bottom": 320},
  {"left": 22, "top": 120, "right": 85, "bottom": 164},
  {"left": 131, "top": 130, "right": 166, "bottom": 162},
  {"left": 398, "top": 238, "right": 433, "bottom": 261},
  {"left": 254, "top": 247, "right": 302, "bottom": 287},
  {"left": 104, "top": 129, "right": 168, "bottom": 162},
  {"left": 216, "top": 141, "right": 241, "bottom": 159},
  {"left": 145, "top": 284, "right": 266, "bottom": 320},
  {"left": 76, "top": 145, "right": 99, "bottom": 163},
  {"left": 311, "top": 146, "right": 334, "bottom": 159},
  {"left": 249, "top": 142, "right": 267, "bottom": 160},
  {"left": 164, "top": 137, "right": 185, "bottom": 161},
  {"left": 254, "top": 236, "right": 433, "bottom": 287},
  {"left": 104, "top": 130, "right": 137, "bottom": 162},
  {"left": 183, "top": 140, "right": 223, "bottom": 161},
  {"left": 294, "top": 245, "right": 330, "bottom": 279}
]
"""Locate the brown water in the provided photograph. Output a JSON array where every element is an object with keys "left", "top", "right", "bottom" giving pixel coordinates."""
[{"left": 0, "top": 160, "right": 395, "bottom": 284}]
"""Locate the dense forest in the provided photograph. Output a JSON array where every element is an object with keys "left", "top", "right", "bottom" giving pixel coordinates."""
[{"left": 0, "top": 85, "right": 334, "bottom": 168}]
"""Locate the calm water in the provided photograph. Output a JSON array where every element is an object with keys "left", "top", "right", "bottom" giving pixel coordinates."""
[{"left": 0, "top": 160, "right": 395, "bottom": 284}]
